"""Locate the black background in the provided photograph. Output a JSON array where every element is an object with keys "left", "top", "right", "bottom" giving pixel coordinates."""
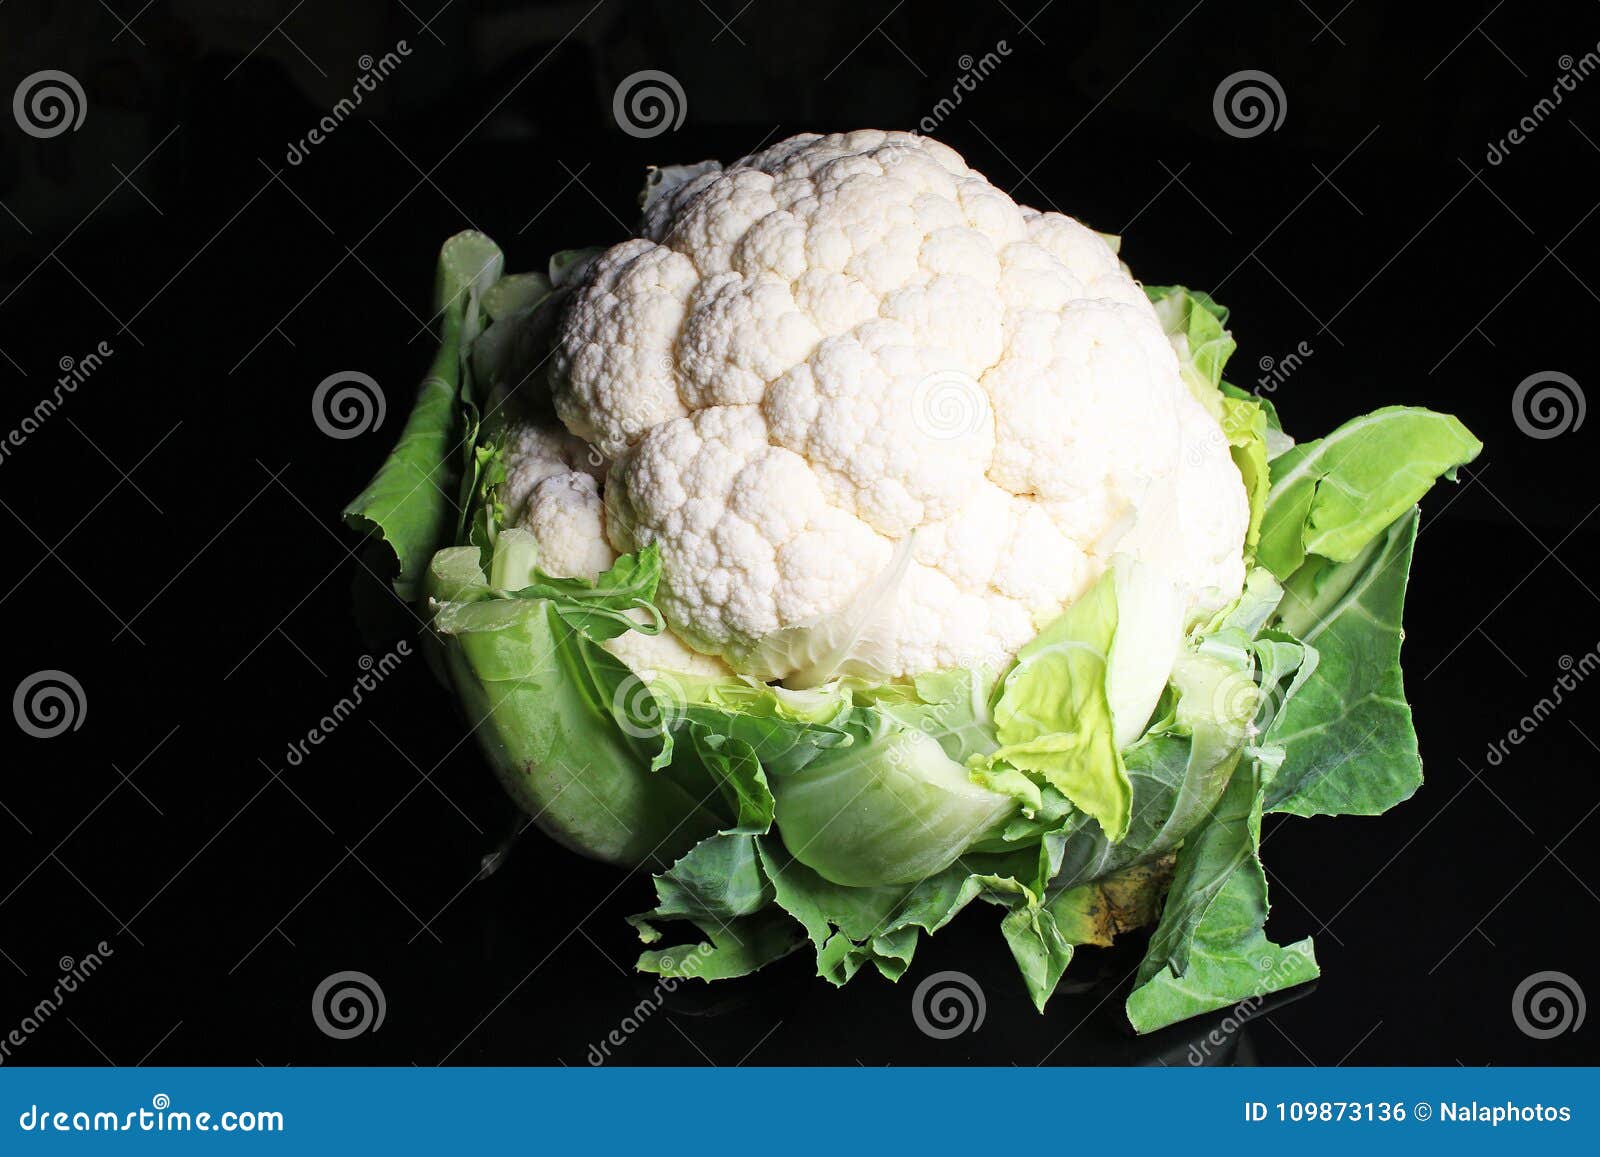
[{"left": 1, "top": 0, "right": 1597, "bottom": 1067}]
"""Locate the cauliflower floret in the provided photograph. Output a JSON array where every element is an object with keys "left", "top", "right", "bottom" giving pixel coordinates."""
[
  {"left": 551, "top": 239, "right": 698, "bottom": 456},
  {"left": 761, "top": 319, "right": 994, "bottom": 537},
  {"left": 536, "top": 130, "right": 1250, "bottom": 682},
  {"left": 606, "top": 617, "right": 732, "bottom": 680},
  {"left": 500, "top": 422, "right": 605, "bottom": 510},
  {"left": 518, "top": 472, "right": 615, "bottom": 581},
  {"left": 601, "top": 404, "right": 887, "bottom": 671},
  {"left": 500, "top": 418, "right": 731, "bottom": 679}
]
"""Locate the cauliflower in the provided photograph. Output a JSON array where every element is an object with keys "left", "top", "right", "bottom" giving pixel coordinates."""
[
  {"left": 513, "top": 130, "right": 1247, "bottom": 683},
  {"left": 347, "top": 140, "right": 1480, "bottom": 1029}
]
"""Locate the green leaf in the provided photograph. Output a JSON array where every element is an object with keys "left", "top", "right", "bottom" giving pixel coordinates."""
[
  {"left": 480, "top": 271, "right": 553, "bottom": 322},
  {"left": 1257, "top": 406, "right": 1481, "bottom": 579},
  {"left": 1000, "top": 906, "right": 1077, "bottom": 1013},
  {"left": 1039, "top": 573, "right": 1277, "bottom": 1008},
  {"left": 1221, "top": 392, "right": 1271, "bottom": 556},
  {"left": 1135, "top": 754, "right": 1260, "bottom": 985},
  {"left": 1125, "top": 760, "right": 1319, "bottom": 1033},
  {"left": 1126, "top": 777, "right": 1312, "bottom": 1030},
  {"left": 674, "top": 664, "right": 1013, "bottom": 891},
  {"left": 342, "top": 232, "right": 504, "bottom": 598},
  {"left": 756, "top": 840, "right": 964, "bottom": 984},
  {"left": 873, "top": 664, "right": 1002, "bottom": 764},
  {"left": 1222, "top": 379, "right": 1282, "bottom": 433},
  {"left": 754, "top": 838, "right": 1054, "bottom": 987},
  {"left": 675, "top": 677, "right": 849, "bottom": 773},
  {"left": 636, "top": 909, "right": 805, "bottom": 982},
  {"left": 1046, "top": 570, "right": 1278, "bottom": 892},
  {"left": 490, "top": 531, "right": 666, "bottom": 642},
  {"left": 631, "top": 833, "right": 773, "bottom": 928},
  {"left": 770, "top": 707, "right": 1015, "bottom": 888},
  {"left": 549, "top": 247, "right": 606, "bottom": 288},
  {"left": 627, "top": 745, "right": 793, "bottom": 978},
  {"left": 1125, "top": 858, "right": 1319, "bottom": 1032},
  {"left": 1054, "top": 649, "right": 1255, "bottom": 944},
  {"left": 980, "top": 570, "right": 1132, "bottom": 841},
  {"left": 1006, "top": 860, "right": 1175, "bottom": 1012},
  {"left": 1146, "top": 284, "right": 1234, "bottom": 398},
  {"left": 434, "top": 591, "right": 721, "bottom": 868},
  {"left": 687, "top": 727, "right": 775, "bottom": 835},
  {"left": 1265, "top": 507, "right": 1426, "bottom": 816}
]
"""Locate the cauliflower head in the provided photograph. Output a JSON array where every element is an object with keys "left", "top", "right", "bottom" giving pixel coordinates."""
[{"left": 514, "top": 129, "right": 1249, "bottom": 683}]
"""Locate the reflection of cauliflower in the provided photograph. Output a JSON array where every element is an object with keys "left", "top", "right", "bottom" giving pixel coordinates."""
[{"left": 516, "top": 130, "right": 1248, "bottom": 682}]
